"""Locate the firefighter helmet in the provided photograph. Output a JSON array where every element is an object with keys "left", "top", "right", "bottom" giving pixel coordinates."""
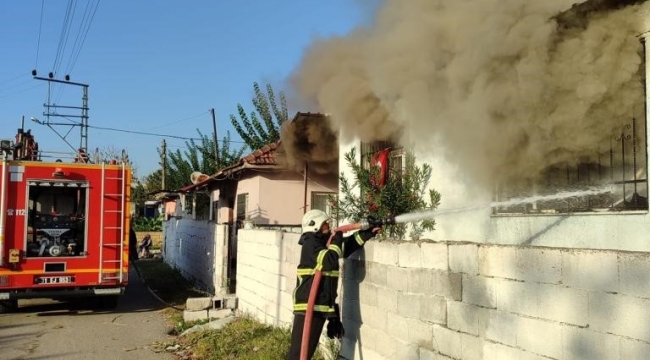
[{"left": 301, "top": 209, "right": 330, "bottom": 233}]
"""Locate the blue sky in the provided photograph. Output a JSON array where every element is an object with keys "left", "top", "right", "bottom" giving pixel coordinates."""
[{"left": 0, "top": 1, "right": 372, "bottom": 178}]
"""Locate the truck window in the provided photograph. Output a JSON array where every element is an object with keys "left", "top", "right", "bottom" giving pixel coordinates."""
[{"left": 26, "top": 181, "right": 88, "bottom": 258}]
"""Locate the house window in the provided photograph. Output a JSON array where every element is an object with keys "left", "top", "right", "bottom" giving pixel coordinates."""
[
  {"left": 494, "top": 40, "right": 647, "bottom": 215},
  {"left": 236, "top": 193, "right": 248, "bottom": 224},
  {"left": 312, "top": 192, "right": 337, "bottom": 214},
  {"left": 360, "top": 141, "right": 405, "bottom": 182}
]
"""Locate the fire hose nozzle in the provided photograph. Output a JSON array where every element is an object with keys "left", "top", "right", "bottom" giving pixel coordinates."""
[{"left": 359, "top": 216, "right": 396, "bottom": 230}]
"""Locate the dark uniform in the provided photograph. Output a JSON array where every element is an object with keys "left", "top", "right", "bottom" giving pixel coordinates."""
[{"left": 287, "top": 229, "right": 375, "bottom": 360}]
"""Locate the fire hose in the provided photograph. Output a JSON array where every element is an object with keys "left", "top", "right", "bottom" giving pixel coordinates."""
[{"left": 299, "top": 216, "right": 395, "bottom": 360}]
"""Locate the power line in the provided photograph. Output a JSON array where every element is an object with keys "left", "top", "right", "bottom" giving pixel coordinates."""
[
  {"left": 35, "top": 0, "right": 45, "bottom": 69},
  {"left": 148, "top": 110, "right": 209, "bottom": 130},
  {"left": 87, "top": 124, "right": 248, "bottom": 144}
]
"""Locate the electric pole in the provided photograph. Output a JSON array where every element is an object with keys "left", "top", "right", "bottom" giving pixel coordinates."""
[
  {"left": 210, "top": 108, "right": 220, "bottom": 170},
  {"left": 161, "top": 139, "right": 167, "bottom": 190}
]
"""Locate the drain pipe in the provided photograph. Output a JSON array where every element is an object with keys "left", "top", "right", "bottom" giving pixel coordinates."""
[{"left": 0, "top": 153, "right": 7, "bottom": 267}]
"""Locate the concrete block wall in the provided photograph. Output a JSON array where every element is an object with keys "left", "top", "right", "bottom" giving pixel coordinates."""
[
  {"left": 162, "top": 218, "right": 229, "bottom": 295},
  {"left": 236, "top": 229, "right": 300, "bottom": 327},
  {"left": 235, "top": 229, "right": 650, "bottom": 360}
]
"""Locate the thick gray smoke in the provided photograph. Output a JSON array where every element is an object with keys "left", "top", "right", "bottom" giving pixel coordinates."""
[
  {"left": 280, "top": 113, "right": 339, "bottom": 174},
  {"left": 291, "top": 0, "right": 648, "bottom": 188}
]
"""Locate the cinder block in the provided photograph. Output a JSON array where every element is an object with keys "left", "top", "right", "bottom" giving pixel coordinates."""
[
  {"left": 223, "top": 296, "right": 238, "bottom": 309},
  {"left": 397, "top": 292, "right": 421, "bottom": 319},
  {"left": 449, "top": 244, "right": 479, "bottom": 275},
  {"left": 432, "top": 324, "right": 462, "bottom": 359},
  {"left": 483, "top": 342, "right": 522, "bottom": 360},
  {"left": 447, "top": 301, "right": 485, "bottom": 336},
  {"left": 589, "top": 292, "right": 650, "bottom": 342},
  {"left": 208, "top": 308, "right": 233, "bottom": 320},
  {"left": 420, "top": 295, "right": 447, "bottom": 325},
  {"left": 517, "top": 316, "right": 563, "bottom": 359},
  {"left": 461, "top": 333, "right": 484, "bottom": 360},
  {"left": 483, "top": 310, "right": 518, "bottom": 347},
  {"left": 359, "top": 282, "right": 378, "bottom": 307},
  {"left": 562, "top": 250, "right": 619, "bottom": 293},
  {"left": 374, "top": 329, "right": 397, "bottom": 359},
  {"left": 377, "top": 287, "right": 398, "bottom": 313},
  {"left": 393, "top": 341, "right": 418, "bottom": 360},
  {"left": 479, "top": 246, "right": 517, "bottom": 279},
  {"left": 562, "top": 325, "right": 620, "bottom": 360},
  {"left": 186, "top": 297, "right": 213, "bottom": 311},
  {"left": 375, "top": 243, "right": 399, "bottom": 266},
  {"left": 387, "top": 266, "right": 410, "bottom": 292},
  {"left": 398, "top": 242, "right": 422, "bottom": 268},
  {"left": 406, "top": 318, "right": 433, "bottom": 348},
  {"left": 621, "top": 338, "right": 650, "bottom": 359},
  {"left": 408, "top": 268, "right": 462, "bottom": 300},
  {"left": 386, "top": 312, "right": 410, "bottom": 343},
  {"left": 421, "top": 242, "right": 448, "bottom": 270},
  {"left": 516, "top": 247, "right": 562, "bottom": 284},
  {"left": 619, "top": 252, "right": 650, "bottom": 299},
  {"left": 420, "top": 348, "right": 455, "bottom": 360},
  {"left": 497, "top": 279, "right": 539, "bottom": 318},
  {"left": 359, "top": 303, "right": 387, "bottom": 333},
  {"left": 183, "top": 309, "right": 208, "bottom": 322},
  {"left": 366, "top": 262, "right": 388, "bottom": 287},
  {"left": 462, "top": 274, "right": 497, "bottom": 308},
  {"left": 537, "top": 283, "right": 588, "bottom": 326}
]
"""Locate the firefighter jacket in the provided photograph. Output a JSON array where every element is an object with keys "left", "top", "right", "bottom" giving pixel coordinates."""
[{"left": 292, "top": 230, "right": 371, "bottom": 316}]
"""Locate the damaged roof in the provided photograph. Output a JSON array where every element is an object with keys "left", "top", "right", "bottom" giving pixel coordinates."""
[{"left": 178, "top": 140, "right": 282, "bottom": 193}]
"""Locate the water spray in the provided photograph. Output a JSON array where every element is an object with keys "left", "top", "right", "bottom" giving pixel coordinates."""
[{"left": 394, "top": 185, "right": 615, "bottom": 224}]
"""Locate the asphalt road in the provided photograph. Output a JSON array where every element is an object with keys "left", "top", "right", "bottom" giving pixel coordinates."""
[{"left": 0, "top": 267, "right": 175, "bottom": 360}]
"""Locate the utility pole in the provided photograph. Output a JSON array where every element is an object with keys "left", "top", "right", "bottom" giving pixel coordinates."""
[
  {"left": 161, "top": 139, "right": 167, "bottom": 190},
  {"left": 210, "top": 108, "right": 220, "bottom": 169}
]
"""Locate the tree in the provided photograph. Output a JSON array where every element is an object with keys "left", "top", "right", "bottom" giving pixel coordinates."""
[
  {"left": 230, "top": 82, "right": 289, "bottom": 150},
  {"left": 94, "top": 145, "right": 138, "bottom": 179},
  {"left": 334, "top": 147, "right": 442, "bottom": 240},
  {"left": 144, "top": 129, "right": 244, "bottom": 194}
]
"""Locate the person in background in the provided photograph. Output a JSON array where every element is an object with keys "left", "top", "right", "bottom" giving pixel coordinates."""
[
  {"left": 138, "top": 234, "right": 153, "bottom": 258},
  {"left": 286, "top": 210, "right": 380, "bottom": 360}
]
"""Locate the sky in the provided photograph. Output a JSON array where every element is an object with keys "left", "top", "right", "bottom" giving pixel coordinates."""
[{"left": 0, "top": 1, "right": 373, "bottom": 179}]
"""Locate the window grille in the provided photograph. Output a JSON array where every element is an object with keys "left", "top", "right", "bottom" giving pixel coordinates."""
[
  {"left": 360, "top": 141, "right": 405, "bottom": 182},
  {"left": 494, "top": 41, "right": 648, "bottom": 214}
]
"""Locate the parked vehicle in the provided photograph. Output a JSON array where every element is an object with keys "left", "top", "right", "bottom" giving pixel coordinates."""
[{"left": 0, "top": 129, "right": 131, "bottom": 312}]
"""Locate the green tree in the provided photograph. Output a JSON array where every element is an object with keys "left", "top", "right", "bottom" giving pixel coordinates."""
[
  {"left": 334, "top": 147, "right": 442, "bottom": 240},
  {"left": 230, "top": 82, "right": 289, "bottom": 150},
  {"left": 145, "top": 129, "right": 244, "bottom": 193},
  {"left": 131, "top": 181, "right": 147, "bottom": 216},
  {"left": 94, "top": 145, "right": 138, "bottom": 179}
]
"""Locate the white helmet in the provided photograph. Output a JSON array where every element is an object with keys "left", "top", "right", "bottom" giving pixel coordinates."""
[{"left": 301, "top": 209, "right": 330, "bottom": 233}]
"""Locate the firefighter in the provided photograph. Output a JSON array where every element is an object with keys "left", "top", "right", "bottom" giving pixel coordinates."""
[{"left": 287, "top": 209, "right": 379, "bottom": 360}]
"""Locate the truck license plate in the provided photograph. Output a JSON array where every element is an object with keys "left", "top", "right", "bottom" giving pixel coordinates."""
[{"left": 35, "top": 276, "right": 74, "bottom": 284}]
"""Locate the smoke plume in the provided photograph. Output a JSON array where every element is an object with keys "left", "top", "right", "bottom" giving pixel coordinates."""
[
  {"left": 280, "top": 113, "right": 339, "bottom": 174},
  {"left": 291, "top": 0, "right": 648, "bottom": 188}
]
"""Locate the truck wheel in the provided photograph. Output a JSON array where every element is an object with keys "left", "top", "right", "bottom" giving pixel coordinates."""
[{"left": 0, "top": 300, "right": 18, "bottom": 313}]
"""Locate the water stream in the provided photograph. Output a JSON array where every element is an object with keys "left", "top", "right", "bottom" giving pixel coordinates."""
[{"left": 394, "top": 186, "right": 614, "bottom": 223}]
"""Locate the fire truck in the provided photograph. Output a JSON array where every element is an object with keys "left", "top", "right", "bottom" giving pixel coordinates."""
[{"left": 0, "top": 128, "right": 132, "bottom": 312}]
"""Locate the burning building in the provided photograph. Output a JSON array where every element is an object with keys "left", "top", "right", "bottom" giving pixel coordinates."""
[{"left": 290, "top": 0, "right": 650, "bottom": 249}]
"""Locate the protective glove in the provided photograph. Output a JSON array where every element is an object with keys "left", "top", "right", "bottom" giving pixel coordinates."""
[{"left": 326, "top": 317, "right": 345, "bottom": 339}]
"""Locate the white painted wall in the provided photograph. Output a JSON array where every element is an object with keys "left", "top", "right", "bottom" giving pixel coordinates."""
[
  {"left": 338, "top": 127, "right": 650, "bottom": 252},
  {"left": 162, "top": 218, "right": 229, "bottom": 295}
]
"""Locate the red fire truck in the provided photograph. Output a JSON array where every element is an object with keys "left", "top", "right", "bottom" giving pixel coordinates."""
[{"left": 0, "top": 129, "right": 132, "bottom": 312}]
